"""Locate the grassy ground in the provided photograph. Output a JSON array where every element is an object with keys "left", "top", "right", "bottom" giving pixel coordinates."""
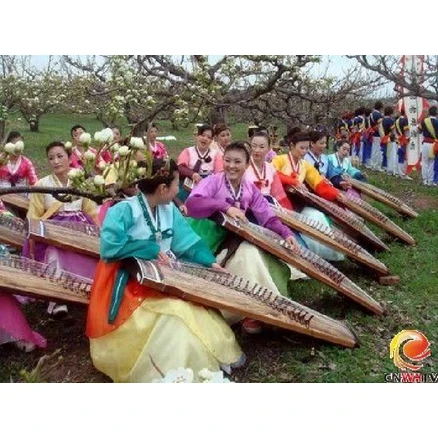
[{"left": 1, "top": 113, "right": 437, "bottom": 382}]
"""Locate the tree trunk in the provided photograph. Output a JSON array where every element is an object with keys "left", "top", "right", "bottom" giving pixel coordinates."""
[
  {"left": 0, "top": 120, "right": 5, "bottom": 141},
  {"left": 132, "top": 119, "right": 150, "bottom": 138},
  {"left": 29, "top": 118, "right": 39, "bottom": 132},
  {"left": 208, "top": 105, "right": 227, "bottom": 126}
]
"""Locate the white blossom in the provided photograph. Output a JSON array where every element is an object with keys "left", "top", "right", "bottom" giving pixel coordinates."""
[
  {"left": 64, "top": 141, "right": 73, "bottom": 150},
  {"left": 118, "top": 146, "right": 130, "bottom": 156},
  {"left": 93, "top": 175, "right": 106, "bottom": 186},
  {"left": 94, "top": 131, "right": 103, "bottom": 143},
  {"left": 14, "top": 141, "right": 25, "bottom": 153},
  {"left": 98, "top": 161, "right": 107, "bottom": 171},
  {"left": 79, "top": 132, "right": 91, "bottom": 145},
  {"left": 84, "top": 150, "right": 96, "bottom": 161},
  {"left": 100, "top": 128, "right": 114, "bottom": 144},
  {"left": 68, "top": 168, "right": 84, "bottom": 180},
  {"left": 111, "top": 143, "right": 120, "bottom": 153},
  {"left": 4, "top": 143, "right": 16, "bottom": 154},
  {"left": 129, "top": 137, "right": 145, "bottom": 150}
]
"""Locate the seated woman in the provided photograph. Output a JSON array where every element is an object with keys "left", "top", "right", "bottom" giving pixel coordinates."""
[
  {"left": 272, "top": 129, "right": 345, "bottom": 261},
  {"left": 246, "top": 132, "right": 292, "bottom": 209},
  {"left": 146, "top": 123, "right": 169, "bottom": 160},
  {"left": 210, "top": 123, "right": 231, "bottom": 172},
  {"left": 69, "top": 124, "right": 107, "bottom": 169},
  {"left": 86, "top": 158, "right": 243, "bottom": 382},
  {"left": 0, "top": 131, "right": 38, "bottom": 192},
  {"left": 24, "top": 141, "right": 99, "bottom": 316},
  {"left": 0, "top": 207, "right": 46, "bottom": 353},
  {"left": 327, "top": 140, "right": 366, "bottom": 194},
  {"left": 247, "top": 125, "right": 277, "bottom": 162},
  {"left": 303, "top": 130, "right": 329, "bottom": 177},
  {"left": 186, "top": 142, "right": 306, "bottom": 333},
  {"left": 177, "top": 124, "right": 222, "bottom": 201}
]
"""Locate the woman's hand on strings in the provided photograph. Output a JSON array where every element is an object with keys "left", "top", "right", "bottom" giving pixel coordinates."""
[
  {"left": 339, "top": 180, "right": 352, "bottom": 190},
  {"left": 297, "top": 182, "right": 309, "bottom": 192},
  {"left": 192, "top": 173, "right": 202, "bottom": 184},
  {"left": 285, "top": 235, "right": 299, "bottom": 250},
  {"left": 226, "top": 206, "right": 248, "bottom": 222},
  {"left": 157, "top": 251, "right": 171, "bottom": 264},
  {"left": 179, "top": 204, "right": 188, "bottom": 216},
  {"left": 211, "top": 262, "right": 227, "bottom": 273}
]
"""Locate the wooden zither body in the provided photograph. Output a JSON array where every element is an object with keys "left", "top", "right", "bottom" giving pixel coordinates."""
[
  {"left": 127, "top": 257, "right": 359, "bottom": 348},
  {"left": 0, "top": 193, "right": 30, "bottom": 219},
  {"left": 0, "top": 214, "right": 26, "bottom": 249},
  {"left": 215, "top": 213, "right": 384, "bottom": 315},
  {"left": 271, "top": 204, "right": 389, "bottom": 275},
  {"left": 336, "top": 192, "right": 416, "bottom": 245},
  {"left": 347, "top": 178, "right": 418, "bottom": 218},
  {"left": 26, "top": 219, "right": 100, "bottom": 258},
  {"left": 0, "top": 254, "right": 91, "bottom": 305},
  {"left": 185, "top": 177, "right": 388, "bottom": 274},
  {"left": 286, "top": 185, "right": 389, "bottom": 252}
]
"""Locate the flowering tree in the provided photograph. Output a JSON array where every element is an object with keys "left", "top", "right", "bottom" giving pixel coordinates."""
[
  {"left": 61, "top": 55, "right": 329, "bottom": 135},
  {"left": 348, "top": 56, "right": 438, "bottom": 101},
  {"left": 0, "top": 56, "right": 68, "bottom": 135}
]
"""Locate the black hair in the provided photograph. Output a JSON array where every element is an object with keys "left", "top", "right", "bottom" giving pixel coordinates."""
[
  {"left": 247, "top": 125, "right": 269, "bottom": 138},
  {"left": 137, "top": 159, "right": 178, "bottom": 194},
  {"left": 374, "top": 101, "right": 384, "bottom": 111},
  {"left": 429, "top": 106, "right": 438, "bottom": 117},
  {"left": 384, "top": 106, "right": 394, "bottom": 116},
  {"left": 197, "top": 124, "right": 213, "bottom": 136},
  {"left": 354, "top": 107, "right": 366, "bottom": 117},
  {"left": 6, "top": 131, "right": 23, "bottom": 143},
  {"left": 213, "top": 123, "right": 230, "bottom": 137},
  {"left": 286, "top": 127, "right": 310, "bottom": 146},
  {"left": 308, "top": 129, "right": 327, "bottom": 144},
  {"left": 333, "top": 140, "right": 351, "bottom": 152},
  {"left": 250, "top": 131, "right": 271, "bottom": 146},
  {"left": 70, "top": 124, "right": 86, "bottom": 138},
  {"left": 224, "top": 141, "right": 250, "bottom": 163},
  {"left": 46, "top": 141, "right": 72, "bottom": 157}
]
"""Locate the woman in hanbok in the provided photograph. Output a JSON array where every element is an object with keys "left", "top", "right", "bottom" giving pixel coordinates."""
[
  {"left": 272, "top": 129, "right": 344, "bottom": 261},
  {"left": 246, "top": 132, "right": 292, "bottom": 209},
  {"left": 303, "top": 130, "right": 329, "bottom": 177},
  {"left": 86, "top": 158, "right": 244, "bottom": 382},
  {"left": 326, "top": 140, "right": 366, "bottom": 198},
  {"left": 146, "top": 123, "right": 169, "bottom": 160},
  {"left": 177, "top": 124, "right": 222, "bottom": 201},
  {"left": 0, "top": 205, "right": 46, "bottom": 353},
  {"left": 0, "top": 131, "right": 38, "bottom": 190},
  {"left": 69, "top": 124, "right": 107, "bottom": 169},
  {"left": 186, "top": 142, "right": 305, "bottom": 334},
  {"left": 24, "top": 141, "right": 99, "bottom": 316}
]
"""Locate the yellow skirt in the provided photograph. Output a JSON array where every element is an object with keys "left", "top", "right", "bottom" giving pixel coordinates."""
[{"left": 90, "top": 296, "right": 243, "bottom": 383}]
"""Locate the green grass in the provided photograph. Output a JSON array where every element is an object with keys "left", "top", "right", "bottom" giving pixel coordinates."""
[
  {"left": 1, "top": 113, "right": 437, "bottom": 382},
  {"left": 6, "top": 113, "right": 251, "bottom": 173}
]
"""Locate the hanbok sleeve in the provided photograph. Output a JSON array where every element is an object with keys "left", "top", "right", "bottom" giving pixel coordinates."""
[
  {"left": 82, "top": 198, "right": 99, "bottom": 224},
  {"left": 213, "top": 154, "right": 224, "bottom": 173},
  {"left": 27, "top": 180, "right": 46, "bottom": 220},
  {"left": 177, "top": 148, "right": 194, "bottom": 178},
  {"left": 271, "top": 171, "right": 293, "bottom": 210},
  {"left": 186, "top": 175, "right": 231, "bottom": 218},
  {"left": 100, "top": 202, "right": 160, "bottom": 262},
  {"left": 303, "top": 161, "right": 339, "bottom": 201},
  {"left": 272, "top": 155, "right": 300, "bottom": 187},
  {"left": 23, "top": 157, "right": 38, "bottom": 185},
  {"left": 170, "top": 204, "right": 215, "bottom": 266},
  {"left": 249, "top": 186, "right": 292, "bottom": 240}
]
